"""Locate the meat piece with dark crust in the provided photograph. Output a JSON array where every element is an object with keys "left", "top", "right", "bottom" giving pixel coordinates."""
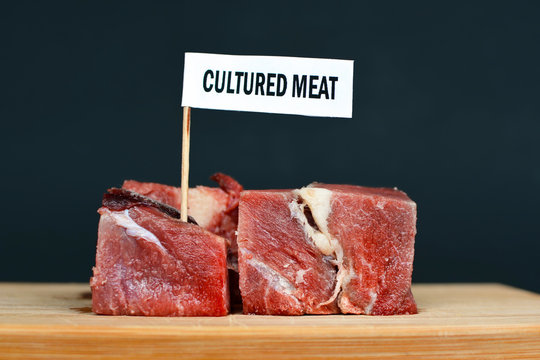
[{"left": 91, "top": 189, "right": 229, "bottom": 316}]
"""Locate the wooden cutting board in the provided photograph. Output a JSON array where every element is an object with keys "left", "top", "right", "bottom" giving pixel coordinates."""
[{"left": 1, "top": 283, "right": 539, "bottom": 359}]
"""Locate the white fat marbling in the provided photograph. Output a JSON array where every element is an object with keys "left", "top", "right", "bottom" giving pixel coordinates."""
[
  {"left": 106, "top": 209, "right": 167, "bottom": 252},
  {"left": 289, "top": 187, "right": 347, "bottom": 307},
  {"left": 289, "top": 188, "right": 338, "bottom": 256},
  {"left": 297, "top": 187, "right": 332, "bottom": 234},
  {"left": 365, "top": 290, "right": 378, "bottom": 314},
  {"left": 295, "top": 269, "right": 308, "bottom": 285},
  {"left": 248, "top": 257, "right": 296, "bottom": 296}
]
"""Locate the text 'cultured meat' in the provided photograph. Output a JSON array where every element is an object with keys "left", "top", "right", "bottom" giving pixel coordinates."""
[
  {"left": 237, "top": 183, "right": 417, "bottom": 316},
  {"left": 91, "top": 188, "right": 229, "bottom": 316}
]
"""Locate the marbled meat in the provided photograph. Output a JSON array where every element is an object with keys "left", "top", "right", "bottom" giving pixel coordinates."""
[
  {"left": 91, "top": 188, "right": 229, "bottom": 316},
  {"left": 237, "top": 183, "right": 417, "bottom": 315}
]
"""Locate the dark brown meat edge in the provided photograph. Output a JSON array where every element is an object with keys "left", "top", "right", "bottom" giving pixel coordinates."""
[{"left": 103, "top": 188, "right": 198, "bottom": 225}]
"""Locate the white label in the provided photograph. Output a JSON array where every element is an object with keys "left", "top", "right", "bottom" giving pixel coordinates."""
[{"left": 181, "top": 53, "right": 354, "bottom": 118}]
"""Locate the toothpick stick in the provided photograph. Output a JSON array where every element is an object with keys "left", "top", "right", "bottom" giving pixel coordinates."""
[{"left": 181, "top": 106, "right": 191, "bottom": 222}]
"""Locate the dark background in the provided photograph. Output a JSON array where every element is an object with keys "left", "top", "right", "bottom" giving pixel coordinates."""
[{"left": 2, "top": 2, "right": 539, "bottom": 292}]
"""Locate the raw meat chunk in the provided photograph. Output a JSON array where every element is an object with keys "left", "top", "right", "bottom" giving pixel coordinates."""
[
  {"left": 237, "top": 184, "right": 417, "bottom": 315},
  {"left": 91, "top": 188, "right": 229, "bottom": 316}
]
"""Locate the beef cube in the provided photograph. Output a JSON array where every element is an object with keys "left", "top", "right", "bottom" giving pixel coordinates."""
[
  {"left": 237, "top": 183, "right": 417, "bottom": 315},
  {"left": 91, "top": 189, "right": 229, "bottom": 316}
]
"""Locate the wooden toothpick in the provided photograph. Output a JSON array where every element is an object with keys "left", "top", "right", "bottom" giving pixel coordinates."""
[{"left": 181, "top": 106, "right": 191, "bottom": 222}]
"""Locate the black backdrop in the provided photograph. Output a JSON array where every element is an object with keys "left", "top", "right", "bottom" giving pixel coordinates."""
[{"left": 2, "top": 1, "right": 539, "bottom": 292}]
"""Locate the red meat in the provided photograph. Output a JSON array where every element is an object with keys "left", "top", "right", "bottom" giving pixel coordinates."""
[
  {"left": 91, "top": 188, "right": 229, "bottom": 316},
  {"left": 237, "top": 184, "right": 417, "bottom": 315},
  {"left": 122, "top": 173, "right": 243, "bottom": 270}
]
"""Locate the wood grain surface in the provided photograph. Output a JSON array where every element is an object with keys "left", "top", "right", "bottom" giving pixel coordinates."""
[{"left": 1, "top": 283, "right": 539, "bottom": 359}]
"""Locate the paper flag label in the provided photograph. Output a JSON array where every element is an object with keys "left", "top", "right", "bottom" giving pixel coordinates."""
[{"left": 181, "top": 53, "right": 354, "bottom": 118}]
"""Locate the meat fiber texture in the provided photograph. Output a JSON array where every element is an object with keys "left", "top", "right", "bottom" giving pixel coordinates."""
[
  {"left": 91, "top": 188, "right": 229, "bottom": 316},
  {"left": 237, "top": 183, "right": 417, "bottom": 316},
  {"left": 122, "top": 173, "right": 243, "bottom": 270}
]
